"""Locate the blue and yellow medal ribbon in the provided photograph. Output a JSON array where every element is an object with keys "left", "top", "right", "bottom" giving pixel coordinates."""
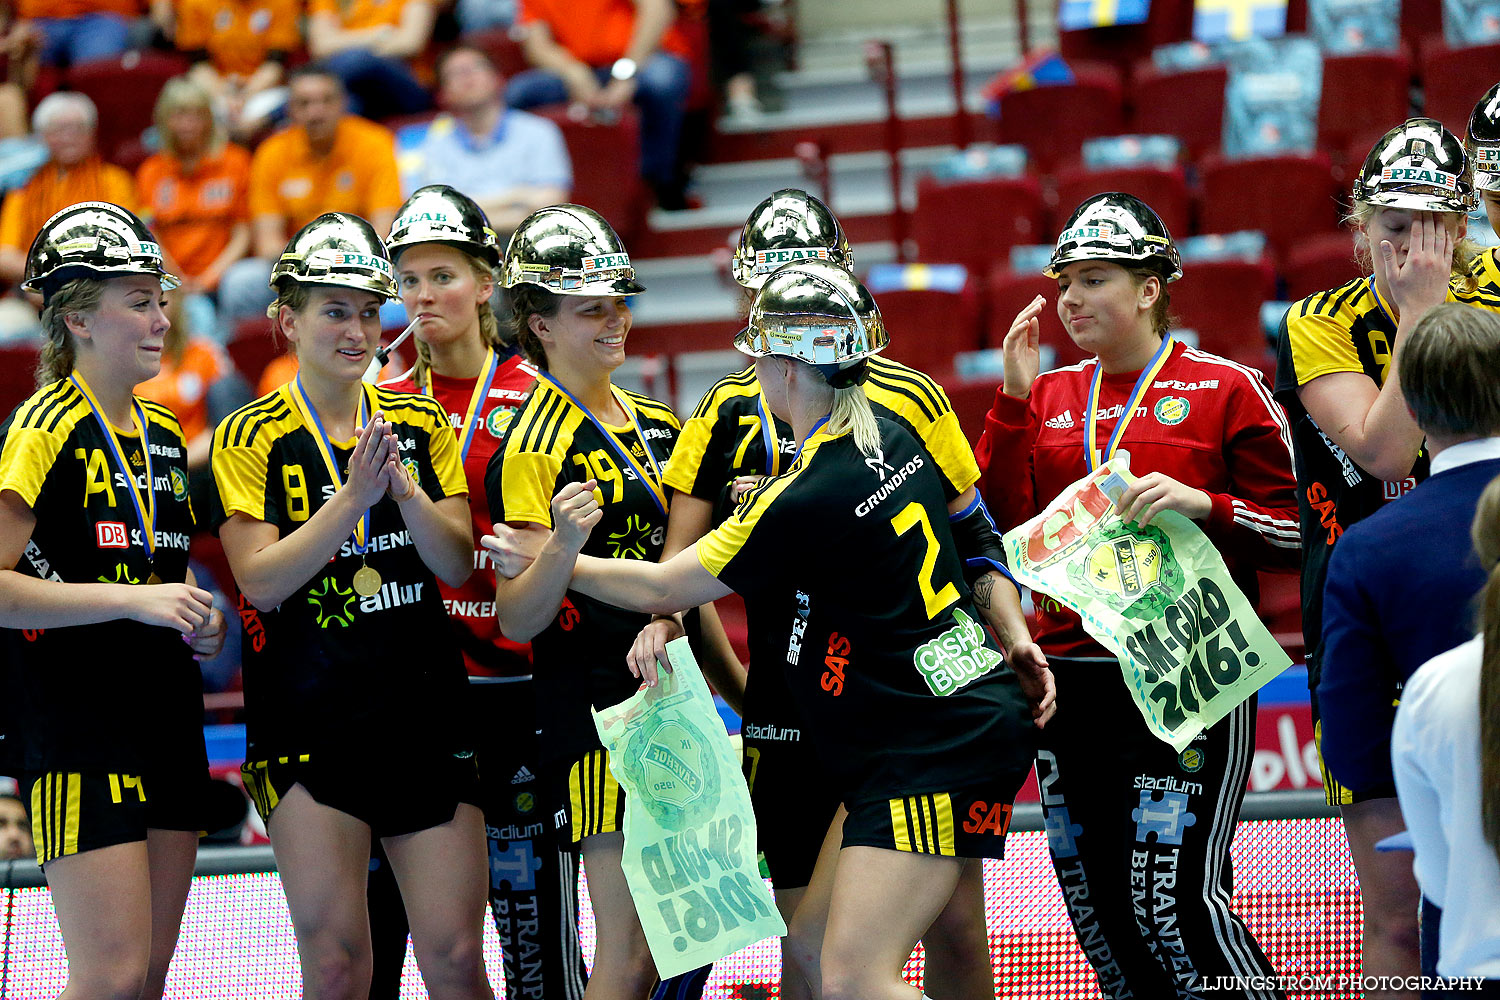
[
  {"left": 754, "top": 391, "right": 781, "bottom": 477},
  {"left": 539, "top": 372, "right": 669, "bottom": 516},
  {"left": 425, "top": 347, "right": 500, "bottom": 465},
  {"left": 791, "top": 414, "right": 831, "bottom": 464},
  {"left": 1084, "top": 334, "right": 1175, "bottom": 472},
  {"left": 289, "top": 375, "right": 373, "bottom": 554},
  {"left": 70, "top": 372, "right": 158, "bottom": 576}
]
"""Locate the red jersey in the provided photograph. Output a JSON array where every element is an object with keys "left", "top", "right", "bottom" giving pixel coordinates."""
[
  {"left": 386, "top": 351, "right": 538, "bottom": 678},
  {"left": 975, "top": 340, "right": 1299, "bottom": 660}
]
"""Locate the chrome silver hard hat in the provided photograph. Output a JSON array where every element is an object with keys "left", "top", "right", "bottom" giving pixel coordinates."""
[
  {"left": 386, "top": 184, "right": 502, "bottom": 267},
  {"left": 1046, "top": 192, "right": 1182, "bottom": 282},
  {"left": 731, "top": 188, "right": 854, "bottom": 290},
  {"left": 23, "top": 201, "right": 180, "bottom": 299},
  {"left": 1467, "top": 83, "right": 1500, "bottom": 194},
  {"left": 1353, "top": 117, "right": 1475, "bottom": 213},
  {"left": 500, "top": 204, "right": 644, "bottom": 296},
  {"left": 270, "top": 212, "right": 398, "bottom": 299},
  {"left": 735, "top": 259, "right": 887, "bottom": 386}
]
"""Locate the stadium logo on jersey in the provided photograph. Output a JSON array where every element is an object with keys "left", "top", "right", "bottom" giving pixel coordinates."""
[
  {"left": 1380, "top": 166, "right": 1459, "bottom": 190},
  {"left": 1044, "top": 410, "right": 1075, "bottom": 429},
  {"left": 169, "top": 466, "right": 189, "bottom": 501},
  {"left": 753, "top": 246, "right": 831, "bottom": 273},
  {"left": 486, "top": 407, "right": 514, "bottom": 439},
  {"left": 1066, "top": 521, "right": 1185, "bottom": 620},
  {"left": 914, "top": 608, "right": 1001, "bottom": 696},
  {"left": 1153, "top": 396, "right": 1189, "bottom": 425},
  {"left": 308, "top": 577, "right": 356, "bottom": 627},
  {"left": 96, "top": 521, "right": 129, "bottom": 549}
]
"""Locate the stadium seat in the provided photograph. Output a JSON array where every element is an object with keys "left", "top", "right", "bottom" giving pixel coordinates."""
[
  {"left": 1130, "top": 60, "right": 1227, "bottom": 161},
  {"left": 227, "top": 318, "right": 280, "bottom": 388},
  {"left": 912, "top": 175, "right": 1048, "bottom": 278},
  {"left": 985, "top": 264, "right": 1091, "bottom": 369},
  {"left": 460, "top": 26, "right": 531, "bottom": 78},
  {"left": 1283, "top": 231, "right": 1361, "bottom": 302},
  {"left": 1197, "top": 152, "right": 1342, "bottom": 265},
  {"left": 1317, "top": 48, "right": 1412, "bottom": 167},
  {"left": 1170, "top": 256, "right": 1278, "bottom": 372},
  {"left": 874, "top": 279, "right": 984, "bottom": 372},
  {"left": 67, "top": 50, "right": 192, "bottom": 166},
  {"left": 1053, "top": 163, "right": 1191, "bottom": 240},
  {"left": 1418, "top": 37, "right": 1500, "bottom": 134},
  {"left": 1057, "top": 0, "right": 1195, "bottom": 73},
  {"left": 1401, "top": 0, "right": 1444, "bottom": 50},
  {"left": 940, "top": 374, "right": 998, "bottom": 447},
  {"left": 535, "top": 105, "right": 647, "bottom": 241},
  {"left": 993, "top": 62, "right": 1126, "bottom": 173},
  {"left": 0, "top": 343, "right": 39, "bottom": 417}
]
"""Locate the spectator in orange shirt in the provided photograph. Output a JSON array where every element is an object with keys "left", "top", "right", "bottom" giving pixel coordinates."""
[
  {"left": 172, "top": 0, "right": 301, "bottom": 140},
  {"left": 137, "top": 78, "right": 252, "bottom": 311},
  {"left": 217, "top": 66, "right": 402, "bottom": 335},
  {"left": 508, "top": 0, "right": 692, "bottom": 208},
  {"left": 308, "top": 0, "right": 434, "bottom": 120},
  {"left": 0, "top": 91, "right": 136, "bottom": 285},
  {"left": 16, "top": 0, "right": 138, "bottom": 66}
]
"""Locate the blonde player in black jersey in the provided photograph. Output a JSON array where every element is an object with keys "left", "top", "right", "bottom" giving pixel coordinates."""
[
  {"left": 210, "top": 213, "right": 492, "bottom": 1000},
  {"left": 486, "top": 260, "right": 1038, "bottom": 1000},
  {"left": 1276, "top": 119, "right": 1500, "bottom": 996},
  {"left": 0, "top": 202, "right": 224, "bottom": 1000},
  {"left": 638, "top": 189, "right": 1051, "bottom": 999},
  {"left": 1469, "top": 83, "right": 1500, "bottom": 290},
  {"left": 486, "top": 204, "right": 722, "bottom": 1000}
]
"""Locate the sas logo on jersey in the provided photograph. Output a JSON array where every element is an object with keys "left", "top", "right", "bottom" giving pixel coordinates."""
[
  {"left": 1153, "top": 396, "right": 1189, "bottom": 425},
  {"left": 169, "top": 466, "right": 189, "bottom": 501},
  {"left": 308, "top": 578, "right": 357, "bottom": 627},
  {"left": 1067, "top": 521, "right": 1184, "bottom": 619},
  {"left": 821, "top": 633, "right": 850, "bottom": 696},
  {"left": 914, "top": 608, "right": 1001, "bottom": 696},
  {"left": 96, "top": 521, "right": 129, "bottom": 548},
  {"left": 486, "top": 406, "right": 514, "bottom": 439},
  {"left": 1044, "top": 410, "right": 1075, "bottom": 429}
]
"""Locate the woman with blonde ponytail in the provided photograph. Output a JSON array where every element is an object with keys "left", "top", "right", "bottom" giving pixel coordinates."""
[
  {"left": 382, "top": 185, "right": 590, "bottom": 997},
  {"left": 484, "top": 259, "right": 1041, "bottom": 1000},
  {"left": 0, "top": 202, "right": 224, "bottom": 999},
  {"left": 1392, "top": 473, "right": 1500, "bottom": 983}
]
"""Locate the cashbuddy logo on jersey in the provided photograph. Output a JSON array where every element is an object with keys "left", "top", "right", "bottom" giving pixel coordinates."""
[
  {"left": 914, "top": 608, "right": 1001, "bottom": 696},
  {"left": 1066, "top": 521, "right": 1186, "bottom": 621}
]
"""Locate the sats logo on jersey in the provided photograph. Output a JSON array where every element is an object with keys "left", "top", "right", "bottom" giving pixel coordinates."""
[{"left": 96, "top": 521, "right": 129, "bottom": 549}]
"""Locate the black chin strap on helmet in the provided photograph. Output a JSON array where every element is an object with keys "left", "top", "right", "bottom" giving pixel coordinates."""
[{"left": 819, "top": 359, "right": 869, "bottom": 389}]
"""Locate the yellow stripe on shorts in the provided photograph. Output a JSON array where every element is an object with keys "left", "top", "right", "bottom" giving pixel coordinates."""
[
  {"left": 1313, "top": 721, "right": 1355, "bottom": 807},
  {"left": 889, "top": 797, "right": 913, "bottom": 852},
  {"left": 889, "top": 794, "right": 957, "bottom": 855},
  {"left": 569, "top": 750, "right": 623, "bottom": 842},
  {"left": 932, "top": 793, "right": 956, "bottom": 856}
]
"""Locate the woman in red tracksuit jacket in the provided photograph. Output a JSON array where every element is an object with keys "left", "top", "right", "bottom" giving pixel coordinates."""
[{"left": 975, "top": 192, "right": 1299, "bottom": 1000}]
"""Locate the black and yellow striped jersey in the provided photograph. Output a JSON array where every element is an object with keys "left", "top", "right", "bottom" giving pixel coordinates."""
[
  {"left": 1274, "top": 273, "right": 1500, "bottom": 677},
  {"left": 0, "top": 379, "right": 197, "bottom": 773},
  {"left": 485, "top": 378, "right": 681, "bottom": 766},
  {"left": 664, "top": 356, "right": 980, "bottom": 507},
  {"left": 209, "top": 383, "right": 470, "bottom": 761},
  {"left": 697, "top": 417, "right": 1034, "bottom": 806},
  {"left": 1471, "top": 245, "right": 1500, "bottom": 298}
]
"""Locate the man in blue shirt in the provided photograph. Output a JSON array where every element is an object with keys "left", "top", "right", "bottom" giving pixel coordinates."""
[
  {"left": 1320, "top": 302, "right": 1500, "bottom": 999},
  {"left": 397, "top": 45, "right": 572, "bottom": 238}
]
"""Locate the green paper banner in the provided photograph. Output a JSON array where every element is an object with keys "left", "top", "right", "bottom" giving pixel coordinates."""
[
  {"left": 593, "top": 637, "right": 787, "bottom": 980},
  {"left": 1001, "top": 456, "right": 1292, "bottom": 750}
]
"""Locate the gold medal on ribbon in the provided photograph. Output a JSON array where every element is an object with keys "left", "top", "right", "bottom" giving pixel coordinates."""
[
  {"left": 146, "top": 572, "right": 162, "bottom": 585},
  {"left": 352, "top": 561, "right": 382, "bottom": 597}
]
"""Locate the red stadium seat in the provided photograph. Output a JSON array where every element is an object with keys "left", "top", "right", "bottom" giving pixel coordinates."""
[
  {"left": 912, "top": 175, "right": 1047, "bottom": 278},
  {"left": 67, "top": 50, "right": 192, "bottom": 166},
  {"left": 1318, "top": 49, "right": 1413, "bottom": 166},
  {"left": 993, "top": 62, "right": 1126, "bottom": 173},
  {"left": 1057, "top": 0, "right": 1195, "bottom": 73},
  {"left": 1197, "top": 152, "right": 1342, "bottom": 264},
  {"left": 1130, "top": 60, "right": 1227, "bottom": 161},
  {"left": 227, "top": 318, "right": 280, "bottom": 388},
  {"left": 1053, "top": 163, "right": 1191, "bottom": 240},
  {"left": 1418, "top": 37, "right": 1500, "bottom": 134},
  {"left": 985, "top": 264, "right": 1091, "bottom": 369},
  {"left": 1283, "top": 231, "right": 1361, "bottom": 302},
  {"left": 0, "top": 343, "right": 40, "bottom": 418},
  {"left": 461, "top": 26, "right": 531, "bottom": 78},
  {"left": 1401, "top": 0, "right": 1444, "bottom": 50},
  {"left": 1170, "top": 256, "right": 1278, "bottom": 371},
  {"left": 534, "top": 105, "right": 647, "bottom": 240},
  {"left": 942, "top": 375, "right": 999, "bottom": 446},
  {"left": 874, "top": 279, "right": 984, "bottom": 371}
]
